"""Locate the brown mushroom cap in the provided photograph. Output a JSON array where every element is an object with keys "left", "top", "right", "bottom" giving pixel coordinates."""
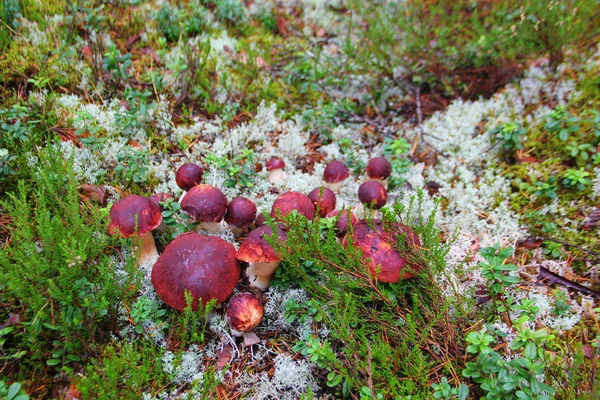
[
  {"left": 108, "top": 195, "right": 162, "bottom": 237},
  {"left": 225, "top": 197, "right": 257, "bottom": 228},
  {"left": 323, "top": 160, "right": 350, "bottom": 183},
  {"left": 151, "top": 232, "right": 240, "bottom": 310},
  {"left": 358, "top": 180, "right": 388, "bottom": 210},
  {"left": 270, "top": 191, "right": 315, "bottom": 221},
  {"left": 176, "top": 163, "right": 204, "bottom": 191},
  {"left": 150, "top": 192, "right": 175, "bottom": 211},
  {"left": 226, "top": 292, "right": 264, "bottom": 333},
  {"left": 307, "top": 187, "right": 337, "bottom": 217},
  {"left": 366, "top": 157, "right": 392, "bottom": 180},
  {"left": 326, "top": 209, "right": 358, "bottom": 237},
  {"left": 181, "top": 184, "right": 228, "bottom": 223},
  {"left": 266, "top": 157, "right": 285, "bottom": 171},
  {"left": 236, "top": 224, "right": 287, "bottom": 263}
]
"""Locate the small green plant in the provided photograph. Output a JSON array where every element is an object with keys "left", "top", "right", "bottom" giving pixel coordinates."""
[
  {"left": 0, "top": 104, "right": 40, "bottom": 143},
  {"left": 383, "top": 137, "right": 413, "bottom": 190},
  {"left": 479, "top": 245, "right": 519, "bottom": 306},
  {"left": 130, "top": 297, "right": 168, "bottom": 335},
  {"left": 544, "top": 106, "right": 581, "bottom": 141},
  {"left": 160, "top": 197, "right": 199, "bottom": 238},
  {"left": 114, "top": 149, "right": 151, "bottom": 185},
  {"left": 566, "top": 141, "right": 595, "bottom": 163},
  {"left": 293, "top": 334, "right": 345, "bottom": 389},
  {"left": 0, "top": 147, "right": 17, "bottom": 181},
  {"left": 204, "top": 148, "right": 257, "bottom": 188},
  {"left": 0, "top": 381, "right": 29, "bottom": 400},
  {"left": 431, "top": 376, "right": 469, "bottom": 400},
  {"left": 102, "top": 45, "right": 132, "bottom": 81},
  {"left": 284, "top": 298, "right": 324, "bottom": 324},
  {"left": 519, "top": 175, "right": 558, "bottom": 200},
  {"left": 490, "top": 122, "right": 526, "bottom": 152},
  {"left": 562, "top": 167, "right": 593, "bottom": 191}
]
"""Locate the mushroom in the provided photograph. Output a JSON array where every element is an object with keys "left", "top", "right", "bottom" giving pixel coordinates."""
[
  {"left": 326, "top": 209, "right": 358, "bottom": 238},
  {"left": 254, "top": 211, "right": 267, "bottom": 227},
  {"left": 225, "top": 197, "right": 257, "bottom": 235},
  {"left": 266, "top": 157, "right": 287, "bottom": 185},
  {"left": 358, "top": 180, "right": 388, "bottom": 213},
  {"left": 270, "top": 191, "right": 315, "bottom": 221},
  {"left": 226, "top": 292, "right": 264, "bottom": 346},
  {"left": 307, "top": 186, "right": 336, "bottom": 217},
  {"left": 108, "top": 195, "right": 163, "bottom": 266},
  {"left": 181, "top": 184, "right": 228, "bottom": 232},
  {"left": 150, "top": 192, "right": 174, "bottom": 211},
  {"left": 323, "top": 160, "right": 350, "bottom": 193},
  {"left": 176, "top": 162, "right": 204, "bottom": 202},
  {"left": 151, "top": 232, "right": 240, "bottom": 310},
  {"left": 236, "top": 224, "right": 287, "bottom": 290},
  {"left": 366, "top": 157, "right": 392, "bottom": 188}
]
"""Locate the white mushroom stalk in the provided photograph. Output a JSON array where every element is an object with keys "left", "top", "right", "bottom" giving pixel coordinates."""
[{"left": 245, "top": 261, "right": 281, "bottom": 290}]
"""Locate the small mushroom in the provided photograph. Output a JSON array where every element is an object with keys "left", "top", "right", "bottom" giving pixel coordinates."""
[
  {"left": 270, "top": 191, "right": 315, "bottom": 221},
  {"left": 307, "top": 186, "right": 336, "bottom": 217},
  {"left": 150, "top": 192, "right": 175, "bottom": 211},
  {"left": 151, "top": 232, "right": 240, "bottom": 310},
  {"left": 225, "top": 197, "right": 257, "bottom": 235},
  {"left": 236, "top": 224, "right": 287, "bottom": 290},
  {"left": 254, "top": 211, "right": 267, "bottom": 227},
  {"left": 266, "top": 157, "right": 287, "bottom": 184},
  {"left": 358, "top": 180, "right": 388, "bottom": 211},
  {"left": 366, "top": 157, "right": 392, "bottom": 187},
  {"left": 181, "top": 184, "right": 228, "bottom": 232},
  {"left": 176, "top": 163, "right": 204, "bottom": 191},
  {"left": 326, "top": 209, "right": 358, "bottom": 238},
  {"left": 226, "top": 292, "right": 264, "bottom": 346},
  {"left": 323, "top": 160, "right": 350, "bottom": 193},
  {"left": 108, "top": 195, "right": 163, "bottom": 266}
]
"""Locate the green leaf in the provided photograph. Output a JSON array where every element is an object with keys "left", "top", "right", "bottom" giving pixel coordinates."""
[
  {"left": 46, "top": 358, "right": 61, "bottom": 366},
  {"left": 7, "top": 383, "right": 22, "bottom": 399}
]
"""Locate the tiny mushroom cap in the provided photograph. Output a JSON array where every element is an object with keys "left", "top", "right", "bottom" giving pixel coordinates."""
[
  {"left": 270, "top": 191, "right": 315, "bottom": 221},
  {"left": 266, "top": 157, "right": 287, "bottom": 184},
  {"left": 150, "top": 192, "right": 175, "bottom": 211},
  {"left": 237, "top": 224, "right": 288, "bottom": 290},
  {"left": 366, "top": 157, "right": 392, "bottom": 181},
  {"left": 323, "top": 160, "right": 350, "bottom": 192},
  {"left": 358, "top": 180, "right": 388, "bottom": 210},
  {"left": 307, "top": 186, "right": 337, "bottom": 217},
  {"left": 326, "top": 209, "right": 358, "bottom": 238},
  {"left": 225, "top": 197, "right": 257, "bottom": 229},
  {"left": 181, "top": 184, "right": 228, "bottom": 232},
  {"left": 226, "top": 292, "right": 264, "bottom": 335},
  {"left": 108, "top": 195, "right": 162, "bottom": 266},
  {"left": 254, "top": 212, "right": 267, "bottom": 227},
  {"left": 175, "top": 163, "right": 204, "bottom": 191},
  {"left": 151, "top": 232, "right": 240, "bottom": 311}
]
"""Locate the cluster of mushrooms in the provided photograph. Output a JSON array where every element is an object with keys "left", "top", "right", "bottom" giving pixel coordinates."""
[{"left": 107, "top": 156, "right": 422, "bottom": 345}]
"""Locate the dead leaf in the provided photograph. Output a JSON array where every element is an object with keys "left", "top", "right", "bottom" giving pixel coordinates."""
[
  {"left": 517, "top": 237, "right": 544, "bottom": 250},
  {"left": 216, "top": 345, "right": 232, "bottom": 371},
  {"left": 538, "top": 267, "right": 600, "bottom": 298},
  {"left": 581, "top": 344, "right": 595, "bottom": 360},
  {"left": 276, "top": 17, "right": 288, "bottom": 36},
  {"left": 583, "top": 208, "right": 600, "bottom": 231}
]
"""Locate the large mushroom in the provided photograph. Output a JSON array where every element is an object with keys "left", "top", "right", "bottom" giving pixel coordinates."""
[
  {"left": 236, "top": 224, "right": 287, "bottom": 290},
  {"left": 151, "top": 232, "right": 240, "bottom": 310},
  {"left": 266, "top": 157, "right": 287, "bottom": 185},
  {"left": 181, "top": 184, "right": 228, "bottom": 232},
  {"left": 307, "top": 186, "right": 336, "bottom": 217},
  {"left": 323, "top": 160, "right": 350, "bottom": 193},
  {"left": 226, "top": 292, "right": 264, "bottom": 346},
  {"left": 270, "top": 191, "right": 315, "bottom": 221},
  {"left": 108, "top": 195, "right": 162, "bottom": 266}
]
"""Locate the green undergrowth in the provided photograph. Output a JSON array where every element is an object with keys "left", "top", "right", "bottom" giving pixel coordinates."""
[
  {"left": 269, "top": 195, "right": 467, "bottom": 398},
  {"left": 0, "top": 147, "right": 139, "bottom": 388}
]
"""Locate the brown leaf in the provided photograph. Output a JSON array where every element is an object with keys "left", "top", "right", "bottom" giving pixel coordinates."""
[
  {"left": 517, "top": 237, "right": 544, "bottom": 250},
  {"left": 583, "top": 208, "right": 600, "bottom": 231},
  {"left": 276, "top": 17, "right": 289, "bottom": 36},
  {"left": 81, "top": 45, "right": 93, "bottom": 64},
  {"left": 581, "top": 344, "right": 595, "bottom": 360},
  {"left": 215, "top": 345, "right": 232, "bottom": 371},
  {"left": 538, "top": 267, "right": 600, "bottom": 298}
]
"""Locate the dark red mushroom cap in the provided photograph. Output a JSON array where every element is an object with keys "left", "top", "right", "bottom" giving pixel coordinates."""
[
  {"left": 150, "top": 192, "right": 175, "bottom": 211},
  {"left": 307, "top": 187, "right": 336, "bottom": 217},
  {"left": 366, "top": 157, "right": 392, "bottom": 180},
  {"left": 393, "top": 223, "right": 422, "bottom": 247},
  {"left": 225, "top": 197, "right": 257, "bottom": 228},
  {"left": 181, "top": 184, "right": 228, "bottom": 223},
  {"left": 326, "top": 209, "right": 358, "bottom": 237},
  {"left": 255, "top": 212, "right": 267, "bottom": 227},
  {"left": 226, "top": 292, "right": 264, "bottom": 333},
  {"left": 358, "top": 180, "right": 388, "bottom": 210},
  {"left": 356, "top": 233, "right": 407, "bottom": 283},
  {"left": 323, "top": 160, "right": 350, "bottom": 183},
  {"left": 266, "top": 157, "right": 285, "bottom": 171},
  {"left": 176, "top": 163, "right": 204, "bottom": 191},
  {"left": 270, "top": 191, "right": 315, "bottom": 221},
  {"left": 236, "top": 224, "right": 287, "bottom": 263},
  {"left": 151, "top": 232, "right": 240, "bottom": 310},
  {"left": 108, "top": 195, "right": 162, "bottom": 237}
]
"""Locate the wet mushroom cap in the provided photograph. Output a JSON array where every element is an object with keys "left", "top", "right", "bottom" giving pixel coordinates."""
[
  {"left": 254, "top": 212, "right": 267, "bottom": 227},
  {"left": 307, "top": 187, "right": 337, "bottom": 217},
  {"left": 225, "top": 197, "right": 257, "bottom": 228},
  {"left": 236, "top": 224, "right": 287, "bottom": 263},
  {"left": 175, "top": 163, "right": 204, "bottom": 191},
  {"left": 270, "top": 191, "right": 315, "bottom": 221},
  {"left": 323, "top": 160, "right": 350, "bottom": 183},
  {"left": 326, "top": 209, "right": 358, "bottom": 237},
  {"left": 151, "top": 232, "right": 240, "bottom": 310},
  {"left": 356, "top": 233, "right": 407, "bottom": 283},
  {"left": 108, "top": 195, "right": 162, "bottom": 237},
  {"left": 358, "top": 180, "right": 388, "bottom": 210},
  {"left": 181, "top": 184, "right": 228, "bottom": 222},
  {"left": 266, "top": 157, "right": 285, "bottom": 171},
  {"left": 366, "top": 157, "right": 392, "bottom": 180},
  {"left": 226, "top": 292, "right": 264, "bottom": 333},
  {"left": 150, "top": 192, "right": 175, "bottom": 211}
]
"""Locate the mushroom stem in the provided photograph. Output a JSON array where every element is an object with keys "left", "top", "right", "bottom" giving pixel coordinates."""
[
  {"left": 268, "top": 169, "right": 287, "bottom": 184},
  {"left": 326, "top": 181, "right": 344, "bottom": 193},
  {"left": 138, "top": 231, "right": 158, "bottom": 266},
  {"left": 246, "top": 261, "right": 281, "bottom": 290}
]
